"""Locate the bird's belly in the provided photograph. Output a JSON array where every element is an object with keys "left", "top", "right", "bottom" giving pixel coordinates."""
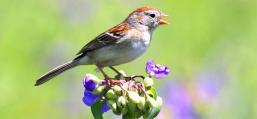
[{"left": 88, "top": 41, "right": 148, "bottom": 66}]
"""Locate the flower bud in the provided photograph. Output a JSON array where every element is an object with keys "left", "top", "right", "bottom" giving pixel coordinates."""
[
  {"left": 117, "top": 96, "right": 127, "bottom": 107},
  {"left": 146, "top": 96, "right": 158, "bottom": 108},
  {"left": 107, "top": 100, "right": 117, "bottom": 111},
  {"left": 137, "top": 96, "right": 146, "bottom": 110},
  {"left": 156, "top": 96, "right": 163, "bottom": 107},
  {"left": 146, "top": 87, "right": 157, "bottom": 99},
  {"left": 121, "top": 107, "right": 128, "bottom": 115},
  {"left": 113, "top": 107, "right": 122, "bottom": 115},
  {"left": 112, "top": 85, "right": 122, "bottom": 95},
  {"left": 85, "top": 74, "right": 101, "bottom": 84},
  {"left": 128, "top": 91, "right": 140, "bottom": 104},
  {"left": 108, "top": 101, "right": 121, "bottom": 115},
  {"left": 106, "top": 89, "right": 117, "bottom": 99},
  {"left": 92, "top": 85, "right": 105, "bottom": 95},
  {"left": 143, "top": 77, "right": 154, "bottom": 87}
]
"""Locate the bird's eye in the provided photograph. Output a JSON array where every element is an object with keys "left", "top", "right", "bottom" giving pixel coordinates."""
[{"left": 149, "top": 14, "right": 155, "bottom": 18}]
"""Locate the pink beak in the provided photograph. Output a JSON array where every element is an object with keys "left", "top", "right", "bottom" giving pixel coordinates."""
[{"left": 159, "top": 14, "right": 169, "bottom": 25}]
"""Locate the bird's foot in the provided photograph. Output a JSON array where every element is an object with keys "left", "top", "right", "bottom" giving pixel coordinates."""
[{"left": 105, "top": 77, "right": 123, "bottom": 87}]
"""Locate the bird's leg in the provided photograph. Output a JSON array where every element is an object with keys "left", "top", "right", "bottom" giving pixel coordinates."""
[
  {"left": 97, "top": 65, "right": 116, "bottom": 87},
  {"left": 109, "top": 66, "right": 130, "bottom": 81},
  {"left": 97, "top": 66, "right": 108, "bottom": 78},
  {"left": 109, "top": 66, "right": 124, "bottom": 76},
  {"left": 109, "top": 66, "right": 146, "bottom": 81}
]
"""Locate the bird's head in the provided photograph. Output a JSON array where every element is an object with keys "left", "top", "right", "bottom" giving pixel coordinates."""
[{"left": 125, "top": 6, "right": 169, "bottom": 31}]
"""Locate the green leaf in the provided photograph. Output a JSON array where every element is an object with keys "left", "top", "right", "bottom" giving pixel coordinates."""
[
  {"left": 146, "top": 87, "right": 157, "bottom": 99},
  {"left": 144, "top": 107, "right": 161, "bottom": 119},
  {"left": 91, "top": 100, "right": 103, "bottom": 119},
  {"left": 143, "top": 96, "right": 162, "bottom": 119}
]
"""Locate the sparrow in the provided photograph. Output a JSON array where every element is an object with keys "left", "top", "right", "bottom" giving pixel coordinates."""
[{"left": 35, "top": 6, "right": 169, "bottom": 86}]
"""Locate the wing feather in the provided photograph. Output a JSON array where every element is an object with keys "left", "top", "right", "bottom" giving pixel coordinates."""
[{"left": 76, "top": 23, "right": 131, "bottom": 55}]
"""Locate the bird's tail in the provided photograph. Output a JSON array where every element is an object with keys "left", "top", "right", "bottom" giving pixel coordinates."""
[{"left": 35, "top": 60, "right": 79, "bottom": 86}]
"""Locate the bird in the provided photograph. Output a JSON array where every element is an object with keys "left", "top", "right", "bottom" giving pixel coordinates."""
[{"left": 35, "top": 6, "right": 169, "bottom": 86}]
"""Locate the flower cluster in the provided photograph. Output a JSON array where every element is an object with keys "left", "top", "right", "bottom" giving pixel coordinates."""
[{"left": 82, "top": 60, "right": 169, "bottom": 118}]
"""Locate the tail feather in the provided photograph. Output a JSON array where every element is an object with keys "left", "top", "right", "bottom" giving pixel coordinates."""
[{"left": 35, "top": 60, "right": 79, "bottom": 86}]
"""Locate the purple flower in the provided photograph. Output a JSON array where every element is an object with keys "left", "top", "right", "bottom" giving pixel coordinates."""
[
  {"left": 83, "top": 75, "right": 97, "bottom": 91},
  {"left": 162, "top": 83, "right": 199, "bottom": 119},
  {"left": 146, "top": 60, "right": 170, "bottom": 79},
  {"left": 83, "top": 90, "right": 99, "bottom": 106},
  {"left": 82, "top": 90, "right": 110, "bottom": 113},
  {"left": 101, "top": 101, "right": 110, "bottom": 113},
  {"left": 197, "top": 71, "right": 224, "bottom": 100},
  {"left": 82, "top": 75, "right": 110, "bottom": 113}
]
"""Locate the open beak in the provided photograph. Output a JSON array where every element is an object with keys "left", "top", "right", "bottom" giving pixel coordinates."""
[{"left": 159, "top": 14, "right": 169, "bottom": 25}]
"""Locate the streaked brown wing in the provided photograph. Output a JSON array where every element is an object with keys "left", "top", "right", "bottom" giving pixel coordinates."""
[{"left": 76, "top": 23, "right": 131, "bottom": 55}]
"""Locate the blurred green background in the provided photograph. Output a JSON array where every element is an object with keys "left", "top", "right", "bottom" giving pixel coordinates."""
[{"left": 0, "top": 0, "right": 257, "bottom": 119}]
